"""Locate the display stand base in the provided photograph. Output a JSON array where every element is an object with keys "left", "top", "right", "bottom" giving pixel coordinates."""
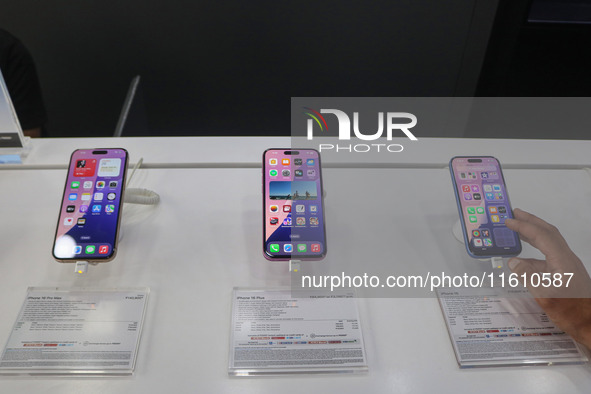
[
  {"left": 452, "top": 219, "right": 504, "bottom": 269},
  {"left": 0, "top": 136, "right": 31, "bottom": 163}
]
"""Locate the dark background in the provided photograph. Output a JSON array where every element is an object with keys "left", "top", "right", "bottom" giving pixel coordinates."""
[{"left": 1, "top": 0, "right": 591, "bottom": 138}]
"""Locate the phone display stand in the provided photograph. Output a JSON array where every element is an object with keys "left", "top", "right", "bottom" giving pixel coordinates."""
[{"left": 452, "top": 219, "right": 504, "bottom": 269}]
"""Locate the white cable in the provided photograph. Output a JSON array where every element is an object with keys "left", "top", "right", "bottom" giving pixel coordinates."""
[{"left": 124, "top": 188, "right": 160, "bottom": 205}]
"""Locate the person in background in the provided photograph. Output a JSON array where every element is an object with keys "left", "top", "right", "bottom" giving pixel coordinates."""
[
  {"left": 505, "top": 209, "right": 591, "bottom": 350},
  {"left": 0, "top": 29, "right": 47, "bottom": 138}
]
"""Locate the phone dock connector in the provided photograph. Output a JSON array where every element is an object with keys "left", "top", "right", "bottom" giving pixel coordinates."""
[
  {"left": 75, "top": 261, "right": 88, "bottom": 275},
  {"left": 289, "top": 260, "right": 301, "bottom": 273}
]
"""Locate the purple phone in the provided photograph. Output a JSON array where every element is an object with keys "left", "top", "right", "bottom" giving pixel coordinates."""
[
  {"left": 53, "top": 149, "right": 128, "bottom": 262},
  {"left": 450, "top": 156, "right": 521, "bottom": 258},
  {"left": 263, "top": 149, "right": 327, "bottom": 260}
]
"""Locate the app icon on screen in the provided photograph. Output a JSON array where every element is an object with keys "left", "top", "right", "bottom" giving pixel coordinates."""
[
  {"left": 294, "top": 159, "right": 302, "bottom": 165},
  {"left": 310, "top": 205, "right": 317, "bottom": 212},
  {"left": 69, "top": 193, "right": 77, "bottom": 201},
  {"left": 85, "top": 245, "right": 96, "bottom": 254},
  {"left": 283, "top": 205, "right": 291, "bottom": 213},
  {"left": 269, "top": 244, "right": 280, "bottom": 253},
  {"left": 498, "top": 206, "right": 507, "bottom": 214},
  {"left": 476, "top": 207, "right": 485, "bottom": 214},
  {"left": 105, "top": 205, "right": 115, "bottom": 213},
  {"left": 471, "top": 185, "right": 480, "bottom": 192},
  {"left": 284, "top": 244, "right": 293, "bottom": 252},
  {"left": 463, "top": 193, "right": 472, "bottom": 201},
  {"left": 296, "top": 217, "right": 306, "bottom": 225},
  {"left": 485, "top": 193, "right": 494, "bottom": 200},
  {"left": 269, "top": 169, "right": 278, "bottom": 177},
  {"left": 473, "top": 193, "right": 481, "bottom": 200},
  {"left": 282, "top": 169, "right": 290, "bottom": 177},
  {"left": 107, "top": 193, "right": 116, "bottom": 200},
  {"left": 73, "top": 245, "right": 82, "bottom": 254},
  {"left": 481, "top": 172, "right": 488, "bottom": 179},
  {"left": 311, "top": 244, "right": 321, "bottom": 252},
  {"left": 283, "top": 217, "right": 292, "bottom": 225},
  {"left": 81, "top": 193, "right": 91, "bottom": 201},
  {"left": 66, "top": 205, "right": 75, "bottom": 213},
  {"left": 77, "top": 218, "right": 86, "bottom": 225},
  {"left": 297, "top": 244, "right": 307, "bottom": 253},
  {"left": 306, "top": 159, "right": 315, "bottom": 166},
  {"left": 309, "top": 217, "right": 319, "bottom": 226},
  {"left": 491, "top": 215, "right": 500, "bottom": 223},
  {"left": 94, "top": 192, "right": 104, "bottom": 201},
  {"left": 492, "top": 184, "right": 501, "bottom": 192},
  {"left": 472, "top": 230, "right": 481, "bottom": 237},
  {"left": 64, "top": 218, "right": 74, "bottom": 226},
  {"left": 96, "top": 181, "right": 105, "bottom": 189},
  {"left": 270, "top": 217, "right": 279, "bottom": 225},
  {"left": 79, "top": 205, "right": 89, "bottom": 213},
  {"left": 282, "top": 159, "right": 290, "bottom": 165},
  {"left": 307, "top": 169, "right": 316, "bottom": 177},
  {"left": 295, "top": 170, "right": 303, "bottom": 177},
  {"left": 481, "top": 230, "right": 490, "bottom": 237},
  {"left": 489, "top": 206, "right": 498, "bottom": 214},
  {"left": 474, "top": 239, "right": 483, "bottom": 247},
  {"left": 467, "top": 207, "right": 475, "bottom": 214},
  {"left": 469, "top": 215, "right": 478, "bottom": 223},
  {"left": 483, "top": 238, "right": 493, "bottom": 247},
  {"left": 296, "top": 205, "right": 305, "bottom": 213},
  {"left": 71, "top": 181, "right": 80, "bottom": 189},
  {"left": 92, "top": 205, "right": 102, "bottom": 213},
  {"left": 109, "top": 181, "right": 118, "bottom": 188},
  {"left": 98, "top": 245, "right": 109, "bottom": 254},
  {"left": 269, "top": 158, "right": 278, "bottom": 165},
  {"left": 495, "top": 193, "right": 504, "bottom": 200},
  {"left": 83, "top": 181, "right": 93, "bottom": 189},
  {"left": 462, "top": 185, "right": 470, "bottom": 193},
  {"left": 483, "top": 184, "right": 492, "bottom": 192},
  {"left": 270, "top": 205, "right": 278, "bottom": 212}
]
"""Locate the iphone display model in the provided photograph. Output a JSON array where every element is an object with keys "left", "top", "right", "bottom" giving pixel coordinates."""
[
  {"left": 53, "top": 148, "right": 128, "bottom": 262},
  {"left": 449, "top": 156, "right": 521, "bottom": 258},
  {"left": 263, "top": 149, "right": 327, "bottom": 260}
]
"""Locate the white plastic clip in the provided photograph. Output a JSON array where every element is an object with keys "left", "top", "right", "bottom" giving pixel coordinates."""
[
  {"left": 491, "top": 257, "right": 503, "bottom": 270},
  {"left": 74, "top": 261, "right": 88, "bottom": 274},
  {"left": 289, "top": 260, "right": 301, "bottom": 273}
]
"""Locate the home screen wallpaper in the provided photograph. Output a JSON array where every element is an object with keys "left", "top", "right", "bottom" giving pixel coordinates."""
[
  {"left": 264, "top": 149, "right": 326, "bottom": 259},
  {"left": 53, "top": 149, "right": 127, "bottom": 260},
  {"left": 451, "top": 157, "right": 520, "bottom": 256}
]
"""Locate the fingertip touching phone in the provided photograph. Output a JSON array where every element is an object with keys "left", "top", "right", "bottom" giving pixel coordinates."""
[
  {"left": 263, "top": 149, "right": 327, "bottom": 260},
  {"left": 53, "top": 148, "right": 129, "bottom": 262},
  {"left": 449, "top": 156, "right": 521, "bottom": 258}
]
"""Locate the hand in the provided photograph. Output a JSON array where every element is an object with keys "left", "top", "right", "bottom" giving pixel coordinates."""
[{"left": 505, "top": 209, "right": 591, "bottom": 349}]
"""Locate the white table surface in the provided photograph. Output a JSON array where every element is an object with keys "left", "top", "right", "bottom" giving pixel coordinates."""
[{"left": 1, "top": 137, "right": 591, "bottom": 393}]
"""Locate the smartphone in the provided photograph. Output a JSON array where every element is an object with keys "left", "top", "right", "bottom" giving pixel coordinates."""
[
  {"left": 53, "top": 149, "right": 129, "bottom": 262},
  {"left": 449, "top": 156, "right": 521, "bottom": 258},
  {"left": 263, "top": 149, "right": 327, "bottom": 260}
]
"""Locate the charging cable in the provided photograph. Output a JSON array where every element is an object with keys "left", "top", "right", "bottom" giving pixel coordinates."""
[{"left": 124, "top": 157, "right": 160, "bottom": 205}]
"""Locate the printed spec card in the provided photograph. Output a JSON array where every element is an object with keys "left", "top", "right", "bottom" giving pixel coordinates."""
[
  {"left": 0, "top": 287, "right": 149, "bottom": 375},
  {"left": 436, "top": 286, "right": 588, "bottom": 368},
  {"left": 229, "top": 288, "right": 368, "bottom": 375}
]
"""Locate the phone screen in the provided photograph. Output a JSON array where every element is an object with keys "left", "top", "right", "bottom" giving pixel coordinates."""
[
  {"left": 53, "top": 149, "right": 128, "bottom": 261},
  {"left": 263, "top": 149, "right": 326, "bottom": 260},
  {"left": 450, "top": 156, "right": 521, "bottom": 257}
]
